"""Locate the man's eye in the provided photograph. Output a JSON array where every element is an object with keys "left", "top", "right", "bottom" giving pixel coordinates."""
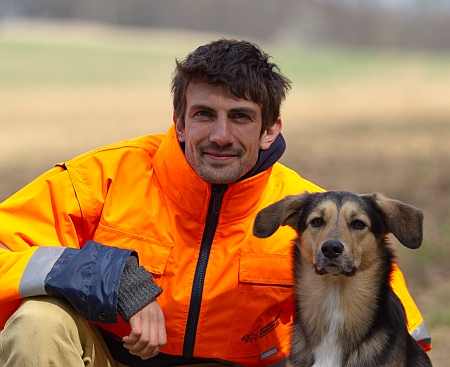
[
  {"left": 193, "top": 110, "right": 213, "bottom": 119},
  {"left": 230, "top": 112, "right": 251, "bottom": 122},
  {"left": 350, "top": 220, "right": 367, "bottom": 230},
  {"left": 310, "top": 217, "right": 325, "bottom": 228}
]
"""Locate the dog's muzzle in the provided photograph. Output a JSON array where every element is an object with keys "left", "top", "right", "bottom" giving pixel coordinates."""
[{"left": 315, "top": 240, "right": 356, "bottom": 276}]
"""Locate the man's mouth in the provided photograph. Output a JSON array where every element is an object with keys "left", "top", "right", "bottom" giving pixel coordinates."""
[{"left": 202, "top": 151, "right": 240, "bottom": 161}]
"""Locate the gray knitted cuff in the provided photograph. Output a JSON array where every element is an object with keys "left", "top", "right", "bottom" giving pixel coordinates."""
[{"left": 117, "top": 256, "right": 162, "bottom": 321}]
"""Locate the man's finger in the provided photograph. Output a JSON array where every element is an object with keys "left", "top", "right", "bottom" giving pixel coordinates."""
[
  {"left": 158, "top": 319, "right": 167, "bottom": 345},
  {"left": 128, "top": 326, "right": 151, "bottom": 353},
  {"left": 122, "top": 331, "right": 140, "bottom": 345},
  {"left": 122, "top": 313, "right": 142, "bottom": 344},
  {"left": 149, "top": 315, "right": 158, "bottom": 347},
  {"left": 138, "top": 346, "right": 160, "bottom": 360}
]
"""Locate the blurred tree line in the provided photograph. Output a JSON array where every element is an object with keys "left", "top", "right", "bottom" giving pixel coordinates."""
[{"left": 1, "top": 0, "right": 450, "bottom": 50}]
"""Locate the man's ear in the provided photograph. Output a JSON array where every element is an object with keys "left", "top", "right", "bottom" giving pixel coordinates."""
[
  {"left": 253, "top": 193, "right": 310, "bottom": 238},
  {"left": 361, "top": 193, "right": 423, "bottom": 249},
  {"left": 260, "top": 118, "right": 282, "bottom": 150},
  {"left": 174, "top": 113, "right": 185, "bottom": 142}
]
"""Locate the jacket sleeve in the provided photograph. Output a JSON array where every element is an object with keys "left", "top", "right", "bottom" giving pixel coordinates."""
[
  {"left": 0, "top": 166, "right": 132, "bottom": 326},
  {"left": 391, "top": 263, "right": 432, "bottom": 351}
]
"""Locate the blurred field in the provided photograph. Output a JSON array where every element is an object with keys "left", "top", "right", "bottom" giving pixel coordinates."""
[{"left": 1, "top": 22, "right": 450, "bottom": 365}]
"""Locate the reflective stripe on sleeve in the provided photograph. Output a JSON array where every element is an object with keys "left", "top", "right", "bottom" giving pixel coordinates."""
[
  {"left": 19, "top": 246, "right": 66, "bottom": 297},
  {"left": 412, "top": 321, "right": 431, "bottom": 341},
  {"left": 411, "top": 322, "right": 432, "bottom": 351}
]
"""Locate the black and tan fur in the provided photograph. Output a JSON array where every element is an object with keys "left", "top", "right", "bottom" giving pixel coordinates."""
[{"left": 253, "top": 191, "right": 431, "bottom": 367}]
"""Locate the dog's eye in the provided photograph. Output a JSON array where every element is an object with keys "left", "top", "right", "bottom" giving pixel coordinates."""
[
  {"left": 350, "top": 220, "right": 367, "bottom": 230},
  {"left": 310, "top": 217, "right": 325, "bottom": 228}
]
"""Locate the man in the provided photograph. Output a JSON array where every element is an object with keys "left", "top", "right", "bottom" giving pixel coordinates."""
[{"left": 0, "top": 39, "right": 430, "bottom": 367}]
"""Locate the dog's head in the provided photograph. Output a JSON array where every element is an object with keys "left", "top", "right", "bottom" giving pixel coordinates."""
[{"left": 253, "top": 191, "right": 423, "bottom": 276}]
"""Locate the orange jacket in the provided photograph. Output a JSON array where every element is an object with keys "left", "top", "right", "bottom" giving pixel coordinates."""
[{"left": 0, "top": 126, "right": 430, "bottom": 366}]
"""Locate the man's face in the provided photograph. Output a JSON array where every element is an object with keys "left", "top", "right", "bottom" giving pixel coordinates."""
[{"left": 175, "top": 82, "right": 281, "bottom": 184}]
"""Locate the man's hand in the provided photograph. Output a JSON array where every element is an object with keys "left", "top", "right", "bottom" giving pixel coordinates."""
[{"left": 122, "top": 301, "right": 167, "bottom": 360}]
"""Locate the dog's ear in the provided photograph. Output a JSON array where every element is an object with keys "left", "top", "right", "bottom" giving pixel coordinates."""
[
  {"left": 253, "top": 193, "right": 311, "bottom": 238},
  {"left": 362, "top": 193, "right": 423, "bottom": 249}
]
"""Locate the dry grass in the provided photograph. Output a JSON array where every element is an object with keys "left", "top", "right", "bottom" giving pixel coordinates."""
[{"left": 1, "top": 23, "right": 449, "bottom": 365}]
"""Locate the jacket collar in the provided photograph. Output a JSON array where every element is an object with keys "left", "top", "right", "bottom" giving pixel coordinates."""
[{"left": 152, "top": 126, "right": 283, "bottom": 223}]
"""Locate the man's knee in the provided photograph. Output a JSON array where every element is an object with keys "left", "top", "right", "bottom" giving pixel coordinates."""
[
  {"left": 1, "top": 296, "right": 82, "bottom": 350},
  {"left": 1, "top": 297, "right": 118, "bottom": 367}
]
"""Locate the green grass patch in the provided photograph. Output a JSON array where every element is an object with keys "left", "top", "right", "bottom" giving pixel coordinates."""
[
  {"left": 271, "top": 45, "right": 450, "bottom": 85},
  {"left": 0, "top": 38, "right": 173, "bottom": 85},
  {"left": 1, "top": 27, "right": 450, "bottom": 87}
]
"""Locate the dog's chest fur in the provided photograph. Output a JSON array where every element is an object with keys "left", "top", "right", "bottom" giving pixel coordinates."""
[{"left": 311, "top": 286, "right": 344, "bottom": 367}]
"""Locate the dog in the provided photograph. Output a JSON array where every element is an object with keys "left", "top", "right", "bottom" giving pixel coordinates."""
[{"left": 253, "top": 191, "right": 432, "bottom": 367}]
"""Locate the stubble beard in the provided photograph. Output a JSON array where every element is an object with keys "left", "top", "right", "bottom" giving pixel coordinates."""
[
  {"left": 184, "top": 139, "right": 260, "bottom": 184},
  {"left": 196, "top": 161, "right": 243, "bottom": 184},
  {"left": 188, "top": 149, "right": 257, "bottom": 184}
]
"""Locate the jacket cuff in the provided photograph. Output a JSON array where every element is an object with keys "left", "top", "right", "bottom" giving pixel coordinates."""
[
  {"left": 117, "top": 256, "right": 162, "bottom": 321},
  {"left": 45, "top": 241, "right": 132, "bottom": 323}
]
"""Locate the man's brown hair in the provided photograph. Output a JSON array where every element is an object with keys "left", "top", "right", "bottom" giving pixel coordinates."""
[{"left": 172, "top": 39, "right": 291, "bottom": 131}]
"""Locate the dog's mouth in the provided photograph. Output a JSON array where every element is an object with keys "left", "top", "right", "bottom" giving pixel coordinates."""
[{"left": 314, "top": 261, "right": 356, "bottom": 277}]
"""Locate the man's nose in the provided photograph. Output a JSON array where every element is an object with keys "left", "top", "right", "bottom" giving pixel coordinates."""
[{"left": 209, "top": 116, "right": 233, "bottom": 146}]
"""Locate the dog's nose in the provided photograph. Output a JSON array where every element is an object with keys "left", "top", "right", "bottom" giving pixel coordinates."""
[{"left": 321, "top": 240, "right": 344, "bottom": 259}]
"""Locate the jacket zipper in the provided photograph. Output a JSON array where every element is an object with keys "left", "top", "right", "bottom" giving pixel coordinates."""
[{"left": 183, "top": 184, "right": 227, "bottom": 358}]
